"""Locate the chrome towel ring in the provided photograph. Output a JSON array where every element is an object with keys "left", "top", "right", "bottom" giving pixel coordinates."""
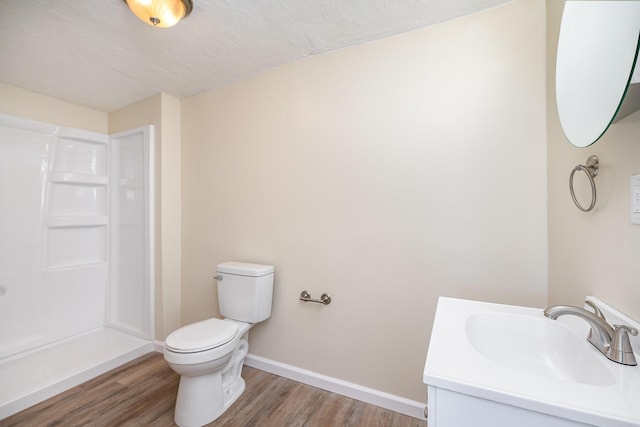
[{"left": 569, "top": 155, "right": 598, "bottom": 212}]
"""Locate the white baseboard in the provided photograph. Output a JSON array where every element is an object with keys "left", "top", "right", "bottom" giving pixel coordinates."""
[
  {"left": 244, "top": 353, "right": 426, "bottom": 420},
  {"left": 152, "top": 340, "right": 165, "bottom": 353}
]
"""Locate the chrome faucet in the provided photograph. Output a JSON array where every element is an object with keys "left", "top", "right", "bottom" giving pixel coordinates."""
[{"left": 544, "top": 301, "right": 638, "bottom": 366}]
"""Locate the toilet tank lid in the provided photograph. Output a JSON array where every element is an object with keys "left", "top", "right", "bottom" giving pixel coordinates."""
[{"left": 217, "top": 262, "right": 274, "bottom": 277}]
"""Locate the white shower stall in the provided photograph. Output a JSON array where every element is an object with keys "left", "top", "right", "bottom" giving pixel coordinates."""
[{"left": 0, "top": 113, "right": 155, "bottom": 418}]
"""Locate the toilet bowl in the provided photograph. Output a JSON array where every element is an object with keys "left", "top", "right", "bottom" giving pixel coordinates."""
[
  {"left": 164, "top": 319, "right": 251, "bottom": 427},
  {"left": 164, "top": 262, "right": 274, "bottom": 427}
]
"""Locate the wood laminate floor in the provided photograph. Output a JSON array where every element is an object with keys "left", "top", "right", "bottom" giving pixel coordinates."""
[{"left": 2, "top": 353, "right": 426, "bottom": 427}]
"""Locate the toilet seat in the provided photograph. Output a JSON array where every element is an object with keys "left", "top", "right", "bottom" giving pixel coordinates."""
[{"left": 165, "top": 318, "right": 238, "bottom": 353}]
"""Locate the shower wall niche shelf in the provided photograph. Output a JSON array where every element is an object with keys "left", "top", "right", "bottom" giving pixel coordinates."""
[
  {"left": 48, "top": 172, "right": 109, "bottom": 186},
  {"left": 45, "top": 216, "right": 109, "bottom": 228},
  {"left": 44, "top": 131, "right": 110, "bottom": 273},
  {"left": 44, "top": 262, "right": 108, "bottom": 272},
  {"left": 47, "top": 183, "right": 107, "bottom": 217},
  {"left": 52, "top": 136, "right": 108, "bottom": 175}
]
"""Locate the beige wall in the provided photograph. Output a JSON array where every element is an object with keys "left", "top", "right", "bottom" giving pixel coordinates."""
[
  {"left": 0, "top": 82, "right": 107, "bottom": 133},
  {"left": 159, "top": 94, "right": 183, "bottom": 338},
  {"left": 109, "top": 93, "right": 183, "bottom": 340},
  {"left": 547, "top": 1, "right": 640, "bottom": 320},
  {"left": 181, "top": 0, "right": 547, "bottom": 402},
  {"left": 109, "top": 94, "right": 162, "bottom": 134}
]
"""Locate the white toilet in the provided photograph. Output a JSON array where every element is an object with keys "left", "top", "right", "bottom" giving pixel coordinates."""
[{"left": 164, "top": 262, "right": 274, "bottom": 427}]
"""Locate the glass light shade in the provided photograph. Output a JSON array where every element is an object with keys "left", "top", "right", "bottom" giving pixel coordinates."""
[{"left": 125, "top": 0, "right": 193, "bottom": 28}]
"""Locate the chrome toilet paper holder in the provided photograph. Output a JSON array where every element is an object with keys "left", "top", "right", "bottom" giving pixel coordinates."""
[{"left": 299, "top": 290, "right": 331, "bottom": 305}]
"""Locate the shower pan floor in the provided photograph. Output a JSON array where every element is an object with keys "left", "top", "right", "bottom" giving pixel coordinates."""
[{"left": 0, "top": 327, "right": 155, "bottom": 420}]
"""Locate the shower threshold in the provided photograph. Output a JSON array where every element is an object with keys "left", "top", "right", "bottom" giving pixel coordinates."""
[{"left": 0, "top": 327, "right": 155, "bottom": 420}]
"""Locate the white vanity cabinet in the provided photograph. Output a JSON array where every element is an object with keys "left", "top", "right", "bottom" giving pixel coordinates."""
[{"left": 427, "top": 386, "right": 593, "bottom": 427}]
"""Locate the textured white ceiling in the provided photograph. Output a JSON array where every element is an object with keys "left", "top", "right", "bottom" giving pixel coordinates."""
[{"left": 0, "top": 0, "right": 511, "bottom": 112}]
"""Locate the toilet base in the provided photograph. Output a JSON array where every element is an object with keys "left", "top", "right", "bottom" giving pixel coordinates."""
[
  {"left": 174, "top": 375, "right": 246, "bottom": 427},
  {"left": 173, "top": 335, "right": 249, "bottom": 427}
]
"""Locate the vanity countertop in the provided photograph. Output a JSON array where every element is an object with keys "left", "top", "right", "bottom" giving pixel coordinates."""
[{"left": 423, "top": 297, "right": 640, "bottom": 427}]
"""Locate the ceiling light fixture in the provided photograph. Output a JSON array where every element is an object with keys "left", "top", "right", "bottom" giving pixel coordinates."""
[{"left": 124, "top": 0, "right": 193, "bottom": 28}]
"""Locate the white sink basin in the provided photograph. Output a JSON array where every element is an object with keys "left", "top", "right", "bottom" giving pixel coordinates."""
[
  {"left": 465, "top": 312, "right": 615, "bottom": 386},
  {"left": 424, "top": 297, "right": 640, "bottom": 427}
]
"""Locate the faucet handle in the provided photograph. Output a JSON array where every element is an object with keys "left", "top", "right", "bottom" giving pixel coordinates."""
[
  {"left": 607, "top": 324, "right": 638, "bottom": 366},
  {"left": 585, "top": 300, "right": 606, "bottom": 321}
]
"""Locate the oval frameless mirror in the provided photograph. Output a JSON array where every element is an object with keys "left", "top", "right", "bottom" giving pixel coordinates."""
[{"left": 556, "top": 1, "right": 640, "bottom": 147}]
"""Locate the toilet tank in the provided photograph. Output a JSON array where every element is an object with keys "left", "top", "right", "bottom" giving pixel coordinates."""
[{"left": 216, "top": 262, "right": 274, "bottom": 323}]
